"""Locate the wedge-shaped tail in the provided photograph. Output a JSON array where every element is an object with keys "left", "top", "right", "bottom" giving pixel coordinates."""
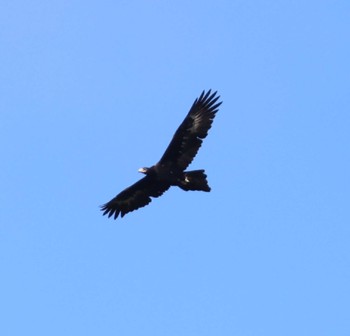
[{"left": 179, "top": 169, "right": 211, "bottom": 192}]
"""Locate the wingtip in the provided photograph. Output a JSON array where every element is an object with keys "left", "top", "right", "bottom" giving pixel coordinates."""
[
  {"left": 200, "top": 89, "right": 220, "bottom": 100},
  {"left": 197, "top": 90, "right": 222, "bottom": 111},
  {"left": 100, "top": 202, "right": 121, "bottom": 220}
]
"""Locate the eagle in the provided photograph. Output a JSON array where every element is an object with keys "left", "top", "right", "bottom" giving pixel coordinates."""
[{"left": 101, "top": 90, "right": 222, "bottom": 219}]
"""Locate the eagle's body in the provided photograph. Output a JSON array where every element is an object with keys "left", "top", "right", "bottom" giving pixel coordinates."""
[{"left": 101, "top": 90, "right": 222, "bottom": 219}]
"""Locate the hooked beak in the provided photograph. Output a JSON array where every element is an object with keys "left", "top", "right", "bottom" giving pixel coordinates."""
[{"left": 138, "top": 167, "right": 147, "bottom": 173}]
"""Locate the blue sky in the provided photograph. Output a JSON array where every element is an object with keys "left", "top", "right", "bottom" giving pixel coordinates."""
[{"left": 1, "top": 1, "right": 349, "bottom": 335}]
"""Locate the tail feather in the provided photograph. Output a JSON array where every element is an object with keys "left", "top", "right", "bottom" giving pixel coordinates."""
[{"left": 179, "top": 170, "right": 211, "bottom": 192}]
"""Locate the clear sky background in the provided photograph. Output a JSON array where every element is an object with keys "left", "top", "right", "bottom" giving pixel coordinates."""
[{"left": 1, "top": 1, "right": 349, "bottom": 335}]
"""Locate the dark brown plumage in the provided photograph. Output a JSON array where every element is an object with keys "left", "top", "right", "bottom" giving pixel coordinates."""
[{"left": 101, "top": 90, "right": 222, "bottom": 219}]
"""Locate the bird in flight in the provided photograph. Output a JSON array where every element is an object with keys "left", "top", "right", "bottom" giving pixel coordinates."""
[{"left": 101, "top": 90, "right": 222, "bottom": 219}]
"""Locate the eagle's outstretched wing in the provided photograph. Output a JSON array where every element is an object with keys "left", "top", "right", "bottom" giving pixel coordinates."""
[
  {"left": 159, "top": 90, "right": 221, "bottom": 170},
  {"left": 101, "top": 176, "right": 170, "bottom": 219}
]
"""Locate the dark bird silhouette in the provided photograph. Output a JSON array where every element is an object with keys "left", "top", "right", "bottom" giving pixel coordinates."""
[{"left": 101, "top": 90, "right": 222, "bottom": 219}]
